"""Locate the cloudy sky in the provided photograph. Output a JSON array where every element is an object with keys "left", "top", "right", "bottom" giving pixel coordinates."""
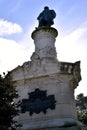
[{"left": 0, "top": 0, "right": 87, "bottom": 96}]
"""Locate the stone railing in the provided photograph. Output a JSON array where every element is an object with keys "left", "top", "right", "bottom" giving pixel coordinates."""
[{"left": 60, "top": 61, "right": 81, "bottom": 88}]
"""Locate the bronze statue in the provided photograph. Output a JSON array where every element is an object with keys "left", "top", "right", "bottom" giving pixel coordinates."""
[{"left": 37, "top": 6, "right": 56, "bottom": 27}]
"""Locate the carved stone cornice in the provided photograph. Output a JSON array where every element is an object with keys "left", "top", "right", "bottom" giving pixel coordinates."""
[{"left": 31, "top": 27, "right": 58, "bottom": 39}]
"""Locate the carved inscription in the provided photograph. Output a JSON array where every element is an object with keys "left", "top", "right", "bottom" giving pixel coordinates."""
[{"left": 21, "top": 88, "right": 56, "bottom": 116}]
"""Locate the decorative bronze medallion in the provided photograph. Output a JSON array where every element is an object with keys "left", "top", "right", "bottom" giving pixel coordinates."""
[{"left": 21, "top": 88, "right": 56, "bottom": 116}]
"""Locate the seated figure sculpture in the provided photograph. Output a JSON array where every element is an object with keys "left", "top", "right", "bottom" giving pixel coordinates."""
[{"left": 37, "top": 6, "right": 56, "bottom": 27}]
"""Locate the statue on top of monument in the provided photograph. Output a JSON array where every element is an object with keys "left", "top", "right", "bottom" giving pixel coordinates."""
[{"left": 37, "top": 6, "right": 56, "bottom": 27}]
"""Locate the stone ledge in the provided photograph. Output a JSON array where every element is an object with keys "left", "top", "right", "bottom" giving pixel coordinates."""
[
  {"left": 31, "top": 27, "right": 58, "bottom": 39},
  {"left": 40, "top": 126, "right": 83, "bottom": 130},
  {"left": 20, "top": 118, "right": 80, "bottom": 130}
]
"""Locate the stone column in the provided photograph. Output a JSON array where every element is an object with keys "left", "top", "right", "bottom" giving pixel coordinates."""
[{"left": 31, "top": 27, "right": 58, "bottom": 60}]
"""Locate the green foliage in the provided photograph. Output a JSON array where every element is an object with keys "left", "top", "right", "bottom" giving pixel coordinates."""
[
  {"left": 76, "top": 93, "right": 87, "bottom": 109},
  {"left": 0, "top": 73, "right": 20, "bottom": 130},
  {"left": 76, "top": 93, "right": 87, "bottom": 126}
]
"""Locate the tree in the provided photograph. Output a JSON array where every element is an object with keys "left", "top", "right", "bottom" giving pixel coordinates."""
[
  {"left": 76, "top": 93, "right": 87, "bottom": 126},
  {"left": 0, "top": 73, "right": 20, "bottom": 130}
]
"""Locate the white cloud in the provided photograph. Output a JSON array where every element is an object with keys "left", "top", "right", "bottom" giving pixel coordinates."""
[
  {"left": 0, "top": 38, "right": 30, "bottom": 75},
  {"left": 0, "top": 23, "right": 36, "bottom": 75},
  {"left": 56, "top": 27, "right": 87, "bottom": 61},
  {"left": 19, "top": 22, "right": 36, "bottom": 53},
  {"left": 56, "top": 26, "right": 87, "bottom": 96},
  {"left": 0, "top": 19, "right": 22, "bottom": 36}
]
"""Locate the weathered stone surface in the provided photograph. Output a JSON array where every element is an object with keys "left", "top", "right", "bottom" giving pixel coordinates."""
[
  {"left": 31, "top": 27, "right": 58, "bottom": 59},
  {"left": 10, "top": 27, "right": 82, "bottom": 130}
]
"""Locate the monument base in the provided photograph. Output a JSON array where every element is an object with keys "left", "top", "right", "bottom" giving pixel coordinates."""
[
  {"left": 21, "top": 118, "right": 83, "bottom": 130},
  {"left": 39, "top": 126, "right": 83, "bottom": 130},
  {"left": 21, "top": 126, "right": 83, "bottom": 130},
  {"left": 10, "top": 26, "right": 82, "bottom": 130}
]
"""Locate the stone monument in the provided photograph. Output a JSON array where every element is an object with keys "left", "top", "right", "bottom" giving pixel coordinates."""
[{"left": 10, "top": 7, "right": 82, "bottom": 130}]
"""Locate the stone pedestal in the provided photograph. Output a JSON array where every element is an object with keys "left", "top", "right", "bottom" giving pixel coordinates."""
[
  {"left": 31, "top": 27, "right": 58, "bottom": 59},
  {"left": 10, "top": 27, "right": 82, "bottom": 130}
]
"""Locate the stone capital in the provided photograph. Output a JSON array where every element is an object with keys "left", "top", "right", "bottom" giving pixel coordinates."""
[{"left": 31, "top": 27, "right": 58, "bottom": 39}]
